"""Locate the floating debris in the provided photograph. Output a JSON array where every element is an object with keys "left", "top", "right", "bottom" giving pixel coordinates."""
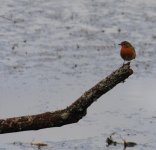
[{"left": 106, "top": 132, "right": 137, "bottom": 149}]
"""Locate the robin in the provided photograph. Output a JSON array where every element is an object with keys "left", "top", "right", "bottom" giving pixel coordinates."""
[{"left": 119, "top": 41, "right": 136, "bottom": 64}]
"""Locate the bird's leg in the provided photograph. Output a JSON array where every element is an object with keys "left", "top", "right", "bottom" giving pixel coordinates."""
[
  {"left": 123, "top": 61, "right": 131, "bottom": 66},
  {"left": 123, "top": 60, "right": 125, "bottom": 66}
]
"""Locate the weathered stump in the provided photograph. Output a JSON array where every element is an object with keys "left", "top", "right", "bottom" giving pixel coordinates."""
[{"left": 0, "top": 63, "right": 133, "bottom": 134}]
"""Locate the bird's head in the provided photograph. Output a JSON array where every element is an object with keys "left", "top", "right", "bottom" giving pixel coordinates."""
[{"left": 118, "top": 41, "right": 133, "bottom": 48}]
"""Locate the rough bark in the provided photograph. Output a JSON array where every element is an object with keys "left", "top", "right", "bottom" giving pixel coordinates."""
[{"left": 0, "top": 63, "right": 133, "bottom": 134}]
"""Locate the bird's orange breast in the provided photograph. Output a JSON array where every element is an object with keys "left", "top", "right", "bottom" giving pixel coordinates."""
[{"left": 120, "top": 47, "right": 136, "bottom": 61}]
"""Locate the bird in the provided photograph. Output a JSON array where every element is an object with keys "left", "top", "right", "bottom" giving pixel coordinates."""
[{"left": 119, "top": 41, "right": 136, "bottom": 64}]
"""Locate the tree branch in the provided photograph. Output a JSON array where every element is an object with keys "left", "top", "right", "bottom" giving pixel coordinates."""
[{"left": 0, "top": 63, "right": 133, "bottom": 134}]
